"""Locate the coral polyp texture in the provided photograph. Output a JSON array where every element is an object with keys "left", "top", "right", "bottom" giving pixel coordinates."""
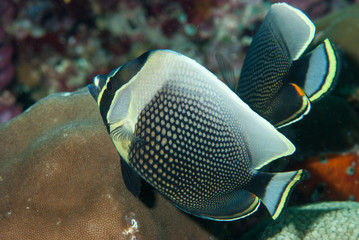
[
  {"left": 243, "top": 201, "right": 359, "bottom": 240},
  {"left": 0, "top": 89, "right": 222, "bottom": 239}
]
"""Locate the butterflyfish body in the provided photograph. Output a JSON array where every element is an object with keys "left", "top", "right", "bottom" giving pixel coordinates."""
[
  {"left": 217, "top": 3, "right": 339, "bottom": 128},
  {"left": 88, "top": 49, "right": 303, "bottom": 221}
]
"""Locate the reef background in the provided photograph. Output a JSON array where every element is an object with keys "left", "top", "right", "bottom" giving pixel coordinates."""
[
  {"left": 1, "top": 0, "right": 359, "bottom": 239},
  {"left": 0, "top": 0, "right": 357, "bottom": 122}
]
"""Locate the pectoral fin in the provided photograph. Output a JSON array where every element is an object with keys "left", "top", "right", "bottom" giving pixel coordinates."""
[{"left": 110, "top": 124, "right": 139, "bottom": 142}]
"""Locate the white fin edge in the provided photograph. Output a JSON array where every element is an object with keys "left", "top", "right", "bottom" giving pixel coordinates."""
[{"left": 270, "top": 3, "right": 315, "bottom": 60}]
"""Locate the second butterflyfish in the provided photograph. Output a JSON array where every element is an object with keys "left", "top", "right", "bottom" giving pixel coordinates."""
[{"left": 216, "top": 3, "right": 339, "bottom": 128}]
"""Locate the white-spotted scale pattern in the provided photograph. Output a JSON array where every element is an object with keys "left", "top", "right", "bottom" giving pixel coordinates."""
[{"left": 128, "top": 80, "right": 253, "bottom": 212}]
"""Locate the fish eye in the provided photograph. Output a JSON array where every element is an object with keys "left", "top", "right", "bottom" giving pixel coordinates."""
[{"left": 107, "top": 82, "right": 113, "bottom": 91}]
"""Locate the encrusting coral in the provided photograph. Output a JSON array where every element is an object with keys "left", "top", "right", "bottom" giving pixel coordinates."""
[{"left": 0, "top": 88, "right": 222, "bottom": 239}]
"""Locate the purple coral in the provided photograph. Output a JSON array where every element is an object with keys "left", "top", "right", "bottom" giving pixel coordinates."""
[
  {"left": 0, "top": 0, "right": 16, "bottom": 25},
  {"left": 0, "top": 43, "right": 14, "bottom": 91},
  {"left": 0, "top": 3, "right": 15, "bottom": 92},
  {"left": 0, "top": 0, "right": 17, "bottom": 123}
]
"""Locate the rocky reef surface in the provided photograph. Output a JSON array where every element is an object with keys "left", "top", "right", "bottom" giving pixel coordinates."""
[{"left": 0, "top": 88, "right": 223, "bottom": 239}]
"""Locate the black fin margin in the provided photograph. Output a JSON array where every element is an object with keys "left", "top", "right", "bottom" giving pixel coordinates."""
[{"left": 262, "top": 83, "right": 310, "bottom": 128}]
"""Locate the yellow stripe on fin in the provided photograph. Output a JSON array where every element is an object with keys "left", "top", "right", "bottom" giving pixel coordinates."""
[
  {"left": 219, "top": 197, "right": 261, "bottom": 221},
  {"left": 244, "top": 170, "right": 304, "bottom": 220},
  {"left": 272, "top": 169, "right": 304, "bottom": 220},
  {"left": 309, "top": 39, "right": 338, "bottom": 102}
]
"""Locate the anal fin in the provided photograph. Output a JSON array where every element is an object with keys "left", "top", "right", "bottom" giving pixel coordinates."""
[
  {"left": 178, "top": 190, "right": 260, "bottom": 221},
  {"left": 264, "top": 83, "right": 311, "bottom": 128}
]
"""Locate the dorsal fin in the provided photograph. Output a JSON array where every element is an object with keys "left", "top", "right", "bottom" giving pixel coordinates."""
[
  {"left": 215, "top": 52, "right": 237, "bottom": 91},
  {"left": 268, "top": 3, "right": 315, "bottom": 61},
  {"left": 227, "top": 88, "right": 296, "bottom": 169}
]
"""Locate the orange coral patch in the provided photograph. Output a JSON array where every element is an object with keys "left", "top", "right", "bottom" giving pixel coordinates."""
[{"left": 299, "top": 152, "right": 359, "bottom": 201}]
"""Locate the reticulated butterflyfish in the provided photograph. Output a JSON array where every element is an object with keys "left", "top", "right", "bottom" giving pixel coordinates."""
[
  {"left": 216, "top": 3, "right": 339, "bottom": 128},
  {"left": 88, "top": 49, "right": 303, "bottom": 221}
]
